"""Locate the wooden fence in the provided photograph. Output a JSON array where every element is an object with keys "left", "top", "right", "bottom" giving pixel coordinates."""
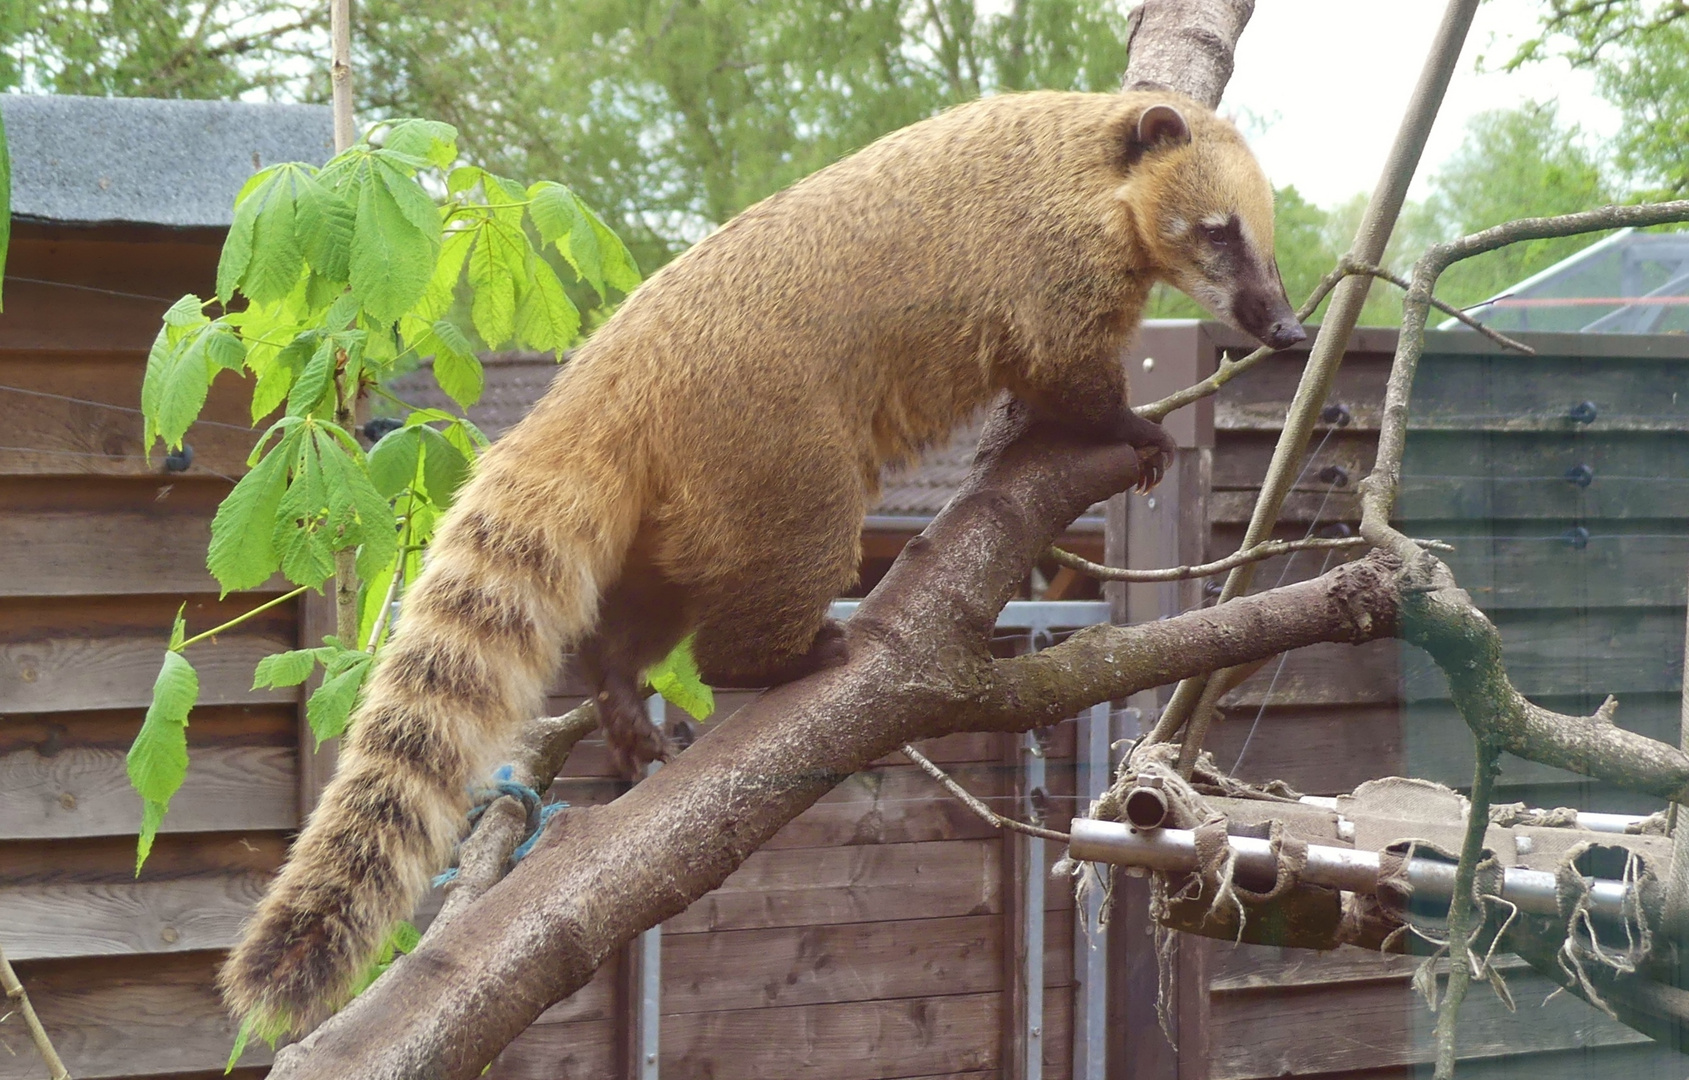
[{"left": 1112, "top": 321, "right": 1689, "bottom": 1080}]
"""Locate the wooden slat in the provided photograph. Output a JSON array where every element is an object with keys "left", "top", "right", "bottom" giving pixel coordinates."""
[
  {"left": 0, "top": 594, "right": 295, "bottom": 713},
  {"left": 656, "top": 993, "right": 1005, "bottom": 1080},
  {"left": 667, "top": 838, "right": 1001, "bottom": 934},
  {"left": 664, "top": 915, "right": 999, "bottom": 1015},
  {"left": 0, "top": 873, "right": 267, "bottom": 960},
  {"left": 1220, "top": 639, "right": 1401, "bottom": 708},
  {"left": 0, "top": 952, "right": 270, "bottom": 1079},
  {"left": 0, "top": 507, "right": 286, "bottom": 598},
  {"left": 486, "top": 1020, "right": 618, "bottom": 1080},
  {"left": 1207, "top": 968, "right": 1647, "bottom": 1080},
  {"left": 0, "top": 742, "right": 295, "bottom": 839},
  {"left": 1209, "top": 943, "right": 1425, "bottom": 993},
  {"left": 0, "top": 351, "right": 263, "bottom": 477},
  {"left": 771, "top": 761, "right": 1075, "bottom": 850},
  {"left": 1402, "top": 607, "right": 1685, "bottom": 701}
]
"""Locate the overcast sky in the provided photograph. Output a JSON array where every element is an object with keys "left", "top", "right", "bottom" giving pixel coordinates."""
[{"left": 1221, "top": 0, "right": 1622, "bottom": 208}]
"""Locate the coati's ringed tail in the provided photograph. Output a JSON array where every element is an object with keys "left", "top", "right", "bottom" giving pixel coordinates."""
[{"left": 222, "top": 89, "right": 1302, "bottom": 1033}]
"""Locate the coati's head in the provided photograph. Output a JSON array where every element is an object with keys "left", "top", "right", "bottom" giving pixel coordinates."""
[{"left": 1111, "top": 98, "right": 1306, "bottom": 351}]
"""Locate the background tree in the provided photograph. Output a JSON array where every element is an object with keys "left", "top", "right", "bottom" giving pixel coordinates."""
[{"left": 0, "top": 0, "right": 321, "bottom": 98}]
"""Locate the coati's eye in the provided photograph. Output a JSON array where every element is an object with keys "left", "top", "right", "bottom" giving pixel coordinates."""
[{"left": 1201, "top": 223, "right": 1230, "bottom": 246}]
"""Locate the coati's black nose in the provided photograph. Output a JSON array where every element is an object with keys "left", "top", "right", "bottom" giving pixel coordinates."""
[{"left": 1265, "top": 320, "right": 1306, "bottom": 350}]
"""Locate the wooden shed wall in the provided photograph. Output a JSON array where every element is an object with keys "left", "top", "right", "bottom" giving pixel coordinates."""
[
  {"left": 1115, "top": 321, "right": 1689, "bottom": 1080},
  {"left": 0, "top": 233, "right": 1092, "bottom": 1080},
  {"left": 0, "top": 221, "right": 293, "bottom": 1079}
]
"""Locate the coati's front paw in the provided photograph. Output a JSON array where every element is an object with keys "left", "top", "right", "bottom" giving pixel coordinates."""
[
  {"left": 1132, "top": 427, "right": 1177, "bottom": 493},
  {"left": 597, "top": 686, "right": 671, "bottom": 779}
]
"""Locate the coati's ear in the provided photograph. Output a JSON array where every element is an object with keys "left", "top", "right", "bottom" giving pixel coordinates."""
[{"left": 1136, "top": 104, "right": 1190, "bottom": 149}]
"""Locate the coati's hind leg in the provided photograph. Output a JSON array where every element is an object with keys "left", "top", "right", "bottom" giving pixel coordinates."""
[
  {"left": 575, "top": 560, "right": 691, "bottom": 777},
  {"left": 694, "top": 609, "right": 849, "bottom": 689}
]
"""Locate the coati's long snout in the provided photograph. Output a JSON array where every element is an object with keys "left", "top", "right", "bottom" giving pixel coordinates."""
[{"left": 1231, "top": 278, "right": 1306, "bottom": 350}]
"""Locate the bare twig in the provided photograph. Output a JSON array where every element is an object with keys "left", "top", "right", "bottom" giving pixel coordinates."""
[
  {"left": 1433, "top": 743, "right": 1502, "bottom": 1080},
  {"left": 1344, "top": 260, "right": 1534, "bottom": 356},
  {"left": 0, "top": 943, "right": 70, "bottom": 1080},
  {"left": 1046, "top": 534, "right": 1451, "bottom": 584},
  {"left": 1149, "top": 0, "right": 1481, "bottom": 775},
  {"left": 901, "top": 743, "right": 1071, "bottom": 842}
]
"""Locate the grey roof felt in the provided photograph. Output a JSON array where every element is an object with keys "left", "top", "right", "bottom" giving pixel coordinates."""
[{"left": 2, "top": 94, "right": 334, "bottom": 227}]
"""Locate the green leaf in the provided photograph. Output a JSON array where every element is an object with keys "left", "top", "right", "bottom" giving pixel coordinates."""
[
  {"left": 245, "top": 167, "right": 309, "bottom": 304},
  {"left": 431, "top": 332, "right": 484, "bottom": 409},
  {"left": 590, "top": 213, "right": 642, "bottom": 295},
  {"left": 216, "top": 174, "right": 261, "bottom": 304},
  {"left": 204, "top": 324, "right": 247, "bottom": 373},
  {"left": 306, "top": 649, "right": 374, "bottom": 745},
  {"left": 252, "top": 329, "right": 321, "bottom": 421},
  {"left": 367, "top": 424, "right": 423, "bottom": 498},
  {"left": 526, "top": 181, "right": 582, "bottom": 252},
  {"left": 416, "top": 425, "right": 470, "bottom": 508},
  {"left": 418, "top": 229, "right": 473, "bottom": 322},
  {"left": 207, "top": 427, "right": 296, "bottom": 593},
  {"left": 350, "top": 158, "right": 440, "bottom": 324},
  {"left": 296, "top": 170, "right": 355, "bottom": 284},
  {"left": 383, "top": 119, "right": 459, "bottom": 168},
  {"left": 514, "top": 256, "right": 581, "bottom": 354},
  {"left": 645, "top": 635, "right": 714, "bottom": 720},
  {"left": 390, "top": 920, "right": 422, "bottom": 953},
  {"left": 252, "top": 648, "right": 331, "bottom": 690},
  {"left": 128, "top": 637, "right": 199, "bottom": 873},
  {"left": 346, "top": 921, "right": 422, "bottom": 1001},
  {"left": 468, "top": 220, "right": 524, "bottom": 348},
  {"left": 226, "top": 1015, "right": 258, "bottom": 1074},
  {"left": 273, "top": 430, "right": 335, "bottom": 588},
  {"left": 141, "top": 296, "right": 214, "bottom": 450},
  {"left": 287, "top": 336, "right": 337, "bottom": 417}
]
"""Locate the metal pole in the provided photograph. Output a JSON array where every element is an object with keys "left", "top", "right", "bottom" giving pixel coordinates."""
[
  {"left": 636, "top": 696, "right": 665, "bottom": 1080},
  {"left": 1071, "top": 702, "right": 1110, "bottom": 1080}
]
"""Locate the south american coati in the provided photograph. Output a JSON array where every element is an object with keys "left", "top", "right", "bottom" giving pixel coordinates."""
[{"left": 221, "top": 89, "right": 1305, "bottom": 1031}]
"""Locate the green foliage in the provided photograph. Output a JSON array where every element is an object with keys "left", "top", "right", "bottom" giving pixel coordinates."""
[
  {"left": 1511, "top": 0, "right": 1689, "bottom": 195},
  {"left": 351, "top": 0, "right": 1131, "bottom": 271},
  {"left": 1418, "top": 102, "right": 1615, "bottom": 311},
  {"left": 126, "top": 609, "right": 198, "bottom": 874},
  {"left": 131, "top": 118, "right": 640, "bottom": 874},
  {"left": 645, "top": 635, "right": 716, "bottom": 721},
  {"left": 346, "top": 920, "right": 423, "bottom": 999}
]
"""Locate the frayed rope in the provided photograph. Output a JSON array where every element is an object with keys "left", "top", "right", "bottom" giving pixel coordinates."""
[{"left": 433, "top": 764, "right": 569, "bottom": 888}]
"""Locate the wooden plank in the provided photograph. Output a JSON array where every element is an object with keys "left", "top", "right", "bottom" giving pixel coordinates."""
[
  {"left": 1219, "top": 639, "right": 1401, "bottom": 708},
  {"left": 485, "top": 1020, "right": 618, "bottom": 1080},
  {"left": 1209, "top": 943, "right": 1425, "bottom": 992},
  {"left": 0, "top": 872, "right": 268, "bottom": 959},
  {"left": 1399, "top": 429, "right": 1689, "bottom": 521},
  {"left": 763, "top": 762, "right": 1076, "bottom": 851},
  {"left": 1397, "top": 523, "right": 1689, "bottom": 611},
  {"left": 1402, "top": 607, "right": 1685, "bottom": 701},
  {"left": 657, "top": 992, "right": 1004, "bottom": 1079},
  {"left": 1206, "top": 705, "right": 1403, "bottom": 794},
  {"left": 667, "top": 839, "right": 1002, "bottom": 934},
  {"left": 0, "top": 594, "right": 296, "bottom": 713},
  {"left": 1207, "top": 968, "right": 1647, "bottom": 1079},
  {"left": 1211, "top": 430, "right": 1377, "bottom": 493},
  {"left": 0, "top": 830, "right": 286, "bottom": 882},
  {"left": 1, "top": 742, "right": 295, "bottom": 839},
  {"left": 0, "top": 952, "right": 271, "bottom": 1079},
  {"left": 1209, "top": 488, "right": 1361, "bottom": 527},
  {"left": 664, "top": 915, "right": 1002, "bottom": 1015},
  {"left": 0, "top": 351, "right": 263, "bottom": 477}
]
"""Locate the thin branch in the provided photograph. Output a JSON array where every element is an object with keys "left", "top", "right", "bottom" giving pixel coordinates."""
[
  {"left": 1433, "top": 743, "right": 1502, "bottom": 1080},
  {"left": 1046, "top": 534, "right": 1451, "bottom": 584},
  {"left": 425, "top": 705, "right": 601, "bottom": 934},
  {"left": 900, "top": 743, "right": 1070, "bottom": 842},
  {"left": 0, "top": 942, "right": 70, "bottom": 1080},
  {"left": 1346, "top": 260, "right": 1534, "bottom": 355}
]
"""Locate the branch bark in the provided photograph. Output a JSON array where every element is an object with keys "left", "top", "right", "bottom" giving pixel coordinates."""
[{"left": 1120, "top": 0, "right": 1254, "bottom": 107}]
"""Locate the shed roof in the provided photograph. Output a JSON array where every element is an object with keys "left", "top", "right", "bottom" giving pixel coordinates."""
[
  {"left": 1, "top": 93, "right": 334, "bottom": 227},
  {"left": 388, "top": 353, "right": 1105, "bottom": 526}
]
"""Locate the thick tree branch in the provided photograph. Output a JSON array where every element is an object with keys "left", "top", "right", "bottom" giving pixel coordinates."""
[{"left": 1120, "top": 0, "right": 1253, "bottom": 107}]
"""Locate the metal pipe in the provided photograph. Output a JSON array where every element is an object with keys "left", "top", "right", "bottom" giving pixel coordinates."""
[
  {"left": 1123, "top": 785, "right": 1170, "bottom": 831},
  {"left": 1068, "top": 819, "right": 1627, "bottom": 920},
  {"left": 1295, "top": 796, "right": 1650, "bottom": 836}
]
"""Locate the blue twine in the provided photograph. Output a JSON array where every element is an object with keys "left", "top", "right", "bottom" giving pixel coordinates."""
[{"left": 432, "top": 765, "right": 569, "bottom": 889}]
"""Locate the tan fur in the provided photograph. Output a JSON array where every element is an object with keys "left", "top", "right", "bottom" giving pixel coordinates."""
[{"left": 221, "top": 90, "right": 1295, "bottom": 1032}]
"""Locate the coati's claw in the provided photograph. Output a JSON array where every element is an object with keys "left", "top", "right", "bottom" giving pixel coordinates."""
[{"left": 1133, "top": 430, "right": 1177, "bottom": 493}]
